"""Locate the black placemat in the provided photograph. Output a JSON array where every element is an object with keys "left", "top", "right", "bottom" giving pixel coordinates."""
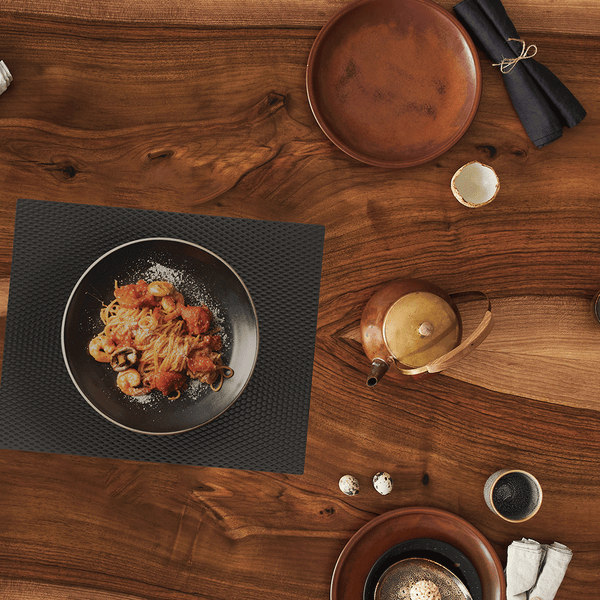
[{"left": 0, "top": 199, "right": 324, "bottom": 474}]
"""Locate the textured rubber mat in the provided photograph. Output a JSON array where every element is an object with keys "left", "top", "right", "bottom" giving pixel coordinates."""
[{"left": 0, "top": 199, "right": 324, "bottom": 474}]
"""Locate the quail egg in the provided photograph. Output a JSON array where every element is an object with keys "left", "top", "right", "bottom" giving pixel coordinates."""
[
  {"left": 338, "top": 475, "right": 360, "bottom": 496},
  {"left": 373, "top": 471, "right": 393, "bottom": 495}
]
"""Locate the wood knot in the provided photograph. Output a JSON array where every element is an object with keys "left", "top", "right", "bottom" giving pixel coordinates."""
[
  {"left": 511, "top": 148, "right": 528, "bottom": 157},
  {"left": 61, "top": 164, "right": 78, "bottom": 178},
  {"left": 147, "top": 149, "right": 175, "bottom": 161},
  {"left": 264, "top": 92, "right": 286, "bottom": 115},
  {"left": 42, "top": 161, "right": 80, "bottom": 180},
  {"left": 476, "top": 145, "right": 497, "bottom": 158}
]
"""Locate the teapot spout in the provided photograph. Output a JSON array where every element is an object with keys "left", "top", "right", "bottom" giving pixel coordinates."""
[{"left": 366, "top": 358, "right": 389, "bottom": 387}]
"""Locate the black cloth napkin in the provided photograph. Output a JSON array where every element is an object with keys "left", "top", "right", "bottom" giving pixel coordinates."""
[{"left": 454, "top": 0, "right": 586, "bottom": 147}]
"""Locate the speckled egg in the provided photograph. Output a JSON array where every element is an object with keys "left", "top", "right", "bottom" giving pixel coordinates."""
[
  {"left": 373, "top": 471, "right": 393, "bottom": 495},
  {"left": 339, "top": 475, "right": 360, "bottom": 496}
]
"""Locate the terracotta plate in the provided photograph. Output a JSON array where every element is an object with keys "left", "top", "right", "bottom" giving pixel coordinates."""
[
  {"left": 307, "top": 0, "right": 481, "bottom": 168},
  {"left": 330, "top": 507, "right": 505, "bottom": 600}
]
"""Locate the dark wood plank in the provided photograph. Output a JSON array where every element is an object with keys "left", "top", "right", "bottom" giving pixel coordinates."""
[{"left": 0, "top": 2, "right": 599, "bottom": 599}]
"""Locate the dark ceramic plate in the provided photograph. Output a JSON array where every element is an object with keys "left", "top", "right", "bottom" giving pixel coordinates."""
[
  {"left": 330, "top": 507, "right": 505, "bottom": 600},
  {"left": 61, "top": 238, "right": 259, "bottom": 435},
  {"left": 363, "top": 538, "right": 482, "bottom": 600},
  {"left": 306, "top": 0, "right": 481, "bottom": 168}
]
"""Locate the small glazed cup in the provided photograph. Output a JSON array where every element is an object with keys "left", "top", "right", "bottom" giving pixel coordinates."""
[
  {"left": 483, "top": 469, "right": 543, "bottom": 523},
  {"left": 592, "top": 290, "right": 600, "bottom": 324},
  {"left": 451, "top": 161, "right": 499, "bottom": 208}
]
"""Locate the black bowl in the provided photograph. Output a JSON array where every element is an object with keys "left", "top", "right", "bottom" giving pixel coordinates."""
[
  {"left": 61, "top": 238, "right": 259, "bottom": 435},
  {"left": 363, "top": 538, "right": 482, "bottom": 600}
]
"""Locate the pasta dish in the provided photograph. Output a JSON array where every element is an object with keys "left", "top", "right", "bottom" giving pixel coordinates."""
[{"left": 88, "top": 279, "right": 232, "bottom": 398}]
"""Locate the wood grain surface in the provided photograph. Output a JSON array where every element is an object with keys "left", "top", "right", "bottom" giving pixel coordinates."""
[{"left": 1, "top": 0, "right": 599, "bottom": 599}]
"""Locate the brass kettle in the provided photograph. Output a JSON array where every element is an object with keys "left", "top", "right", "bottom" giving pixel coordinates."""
[{"left": 361, "top": 279, "right": 493, "bottom": 386}]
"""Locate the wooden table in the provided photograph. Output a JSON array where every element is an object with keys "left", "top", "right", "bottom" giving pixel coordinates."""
[{"left": 1, "top": 0, "right": 599, "bottom": 598}]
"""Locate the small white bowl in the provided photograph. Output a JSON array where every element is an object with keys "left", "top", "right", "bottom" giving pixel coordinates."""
[{"left": 451, "top": 161, "right": 499, "bottom": 208}]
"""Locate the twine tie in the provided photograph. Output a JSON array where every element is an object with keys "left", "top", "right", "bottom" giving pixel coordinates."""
[{"left": 493, "top": 38, "right": 538, "bottom": 74}]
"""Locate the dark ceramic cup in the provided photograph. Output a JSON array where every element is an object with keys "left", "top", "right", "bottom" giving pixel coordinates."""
[{"left": 483, "top": 469, "right": 543, "bottom": 523}]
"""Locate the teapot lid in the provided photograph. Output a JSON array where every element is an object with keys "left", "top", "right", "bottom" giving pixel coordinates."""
[
  {"left": 383, "top": 291, "right": 460, "bottom": 368},
  {"left": 374, "top": 557, "right": 472, "bottom": 600}
]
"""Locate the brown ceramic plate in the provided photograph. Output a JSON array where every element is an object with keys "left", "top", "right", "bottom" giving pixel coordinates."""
[
  {"left": 307, "top": 0, "right": 481, "bottom": 168},
  {"left": 330, "top": 507, "right": 505, "bottom": 600}
]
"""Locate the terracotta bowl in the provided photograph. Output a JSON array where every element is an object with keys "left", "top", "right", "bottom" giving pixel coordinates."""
[{"left": 330, "top": 507, "right": 505, "bottom": 600}]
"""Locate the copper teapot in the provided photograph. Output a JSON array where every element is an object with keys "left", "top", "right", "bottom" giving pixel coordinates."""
[{"left": 361, "top": 279, "right": 493, "bottom": 386}]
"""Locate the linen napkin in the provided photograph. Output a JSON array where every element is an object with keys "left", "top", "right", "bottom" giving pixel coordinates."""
[
  {"left": 528, "top": 542, "right": 573, "bottom": 600},
  {"left": 0, "top": 60, "right": 12, "bottom": 95},
  {"left": 453, "top": 0, "right": 586, "bottom": 147},
  {"left": 505, "top": 539, "right": 544, "bottom": 600},
  {"left": 505, "top": 538, "right": 573, "bottom": 600}
]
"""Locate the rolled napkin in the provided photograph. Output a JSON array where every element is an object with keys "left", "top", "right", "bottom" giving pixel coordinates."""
[
  {"left": 528, "top": 542, "right": 573, "bottom": 600},
  {"left": 453, "top": 0, "right": 586, "bottom": 147},
  {"left": 505, "top": 538, "right": 544, "bottom": 600},
  {"left": 0, "top": 60, "right": 13, "bottom": 96}
]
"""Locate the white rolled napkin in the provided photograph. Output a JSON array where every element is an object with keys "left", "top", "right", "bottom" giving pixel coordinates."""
[
  {"left": 0, "top": 60, "right": 13, "bottom": 95},
  {"left": 528, "top": 542, "right": 573, "bottom": 600},
  {"left": 505, "top": 538, "right": 572, "bottom": 600},
  {"left": 505, "top": 538, "right": 544, "bottom": 600}
]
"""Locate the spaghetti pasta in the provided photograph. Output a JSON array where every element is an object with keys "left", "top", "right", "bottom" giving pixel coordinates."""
[{"left": 88, "top": 279, "right": 232, "bottom": 398}]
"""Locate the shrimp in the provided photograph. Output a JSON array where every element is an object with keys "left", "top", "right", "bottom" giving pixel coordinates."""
[
  {"left": 114, "top": 280, "right": 157, "bottom": 308},
  {"left": 116, "top": 369, "right": 150, "bottom": 396},
  {"left": 148, "top": 280, "right": 174, "bottom": 297},
  {"left": 88, "top": 334, "right": 116, "bottom": 363},
  {"left": 160, "top": 291, "right": 185, "bottom": 321},
  {"left": 161, "top": 295, "right": 178, "bottom": 313}
]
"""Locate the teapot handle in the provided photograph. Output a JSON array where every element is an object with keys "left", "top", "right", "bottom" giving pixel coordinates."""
[
  {"left": 396, "top": 292, "right": 493, "bottom": 376},
  {"left": 427, "top": 292, "right": 493, "bottom": 373}
]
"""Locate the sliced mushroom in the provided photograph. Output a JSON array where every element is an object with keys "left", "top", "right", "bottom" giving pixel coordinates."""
[{"left": 110, "top": 347, "right": 139, "bottom": 372}]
